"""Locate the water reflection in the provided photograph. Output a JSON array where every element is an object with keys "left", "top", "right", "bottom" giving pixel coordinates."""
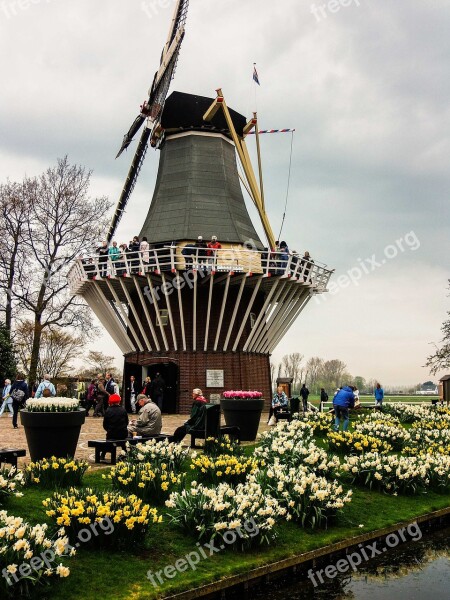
[{"left": 232, "top": 527, "right": 450, "bottom": 600}]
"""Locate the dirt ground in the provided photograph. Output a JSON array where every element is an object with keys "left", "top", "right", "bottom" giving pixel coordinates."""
[{"left": 0, "top": 411, "right": 271, "bottom": 468}]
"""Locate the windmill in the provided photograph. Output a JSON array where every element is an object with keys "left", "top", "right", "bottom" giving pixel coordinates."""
[
  {"left": 68, "top": 3, "right": 333, "bottom": 418},
  {"left": 108, "top": 0, "right": 190, "bottom": 242}
]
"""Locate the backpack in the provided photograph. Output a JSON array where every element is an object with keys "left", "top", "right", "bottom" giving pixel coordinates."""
[{"left": 11, "top": 388, "right": 26, "bottom": 406}]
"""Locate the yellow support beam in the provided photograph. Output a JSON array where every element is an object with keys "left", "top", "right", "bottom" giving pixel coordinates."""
[{"left": 203, "top": 89, "right": 276, "bottom": 250}]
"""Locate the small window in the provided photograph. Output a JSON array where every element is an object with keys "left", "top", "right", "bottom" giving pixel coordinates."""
[
  {"left": 158, "top": 309, "right": 169, "bottom": 327},
  {"left": 250, "top": 312, "right": 256, "bottom": 329}
]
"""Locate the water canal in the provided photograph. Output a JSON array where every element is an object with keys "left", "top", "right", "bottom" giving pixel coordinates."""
[{"left": 231, "top": 526, "right": 450, "bottom": 600}]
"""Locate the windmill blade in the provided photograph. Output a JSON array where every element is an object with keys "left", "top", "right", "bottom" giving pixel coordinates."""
[
  {"left": 108, "top": 126, "right": 151, "bottom": 242},
  {"left": 115, "top": 113, "right": 147, "bottom": 159}
]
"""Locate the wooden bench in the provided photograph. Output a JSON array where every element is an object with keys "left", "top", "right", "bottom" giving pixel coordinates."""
[
  {"left": 190, "top": 405, "right": 242, "bottom": 448},
  {"left": 0, "top": 448, "right": 26, "bottom": 469},
  {"left": 88, "top": 434, "right": 175, "bottom": 464}
]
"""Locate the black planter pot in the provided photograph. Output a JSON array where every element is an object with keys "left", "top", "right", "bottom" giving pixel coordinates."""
[
  {"left": 20, "top": 409, "right": 86, "bottom": 461},
  {"left": 220, "top": 398, "right": 264, "bottom": 441}
]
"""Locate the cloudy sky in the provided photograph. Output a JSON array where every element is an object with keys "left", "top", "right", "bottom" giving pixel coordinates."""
[{"left": 1, "top": 0, "right": 449, "bottom": 387}]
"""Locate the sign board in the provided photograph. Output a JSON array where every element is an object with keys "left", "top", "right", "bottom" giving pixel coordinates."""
[
  {"left": 209, "top": 394, "right": 221, "bottom": 405},
  {"left": 206, "top": 369, "right": 224, "bottom": 388}
]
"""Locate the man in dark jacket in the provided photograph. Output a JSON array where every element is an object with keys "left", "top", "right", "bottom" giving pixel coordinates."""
[
  {"left": 333, "top": 386, "right": 356, "bottom": 431},
  {"left": 300, "top": 383, "right": 310, "bottom": 412},
  {"left": 10, "top": 373, "right": 30, "bottom": 429},
  {"left": 149, "top": 373, "right": 165, "bottom": 411},
  {"left": 103, "top": 394, "right": 129, "bottom": 440}
]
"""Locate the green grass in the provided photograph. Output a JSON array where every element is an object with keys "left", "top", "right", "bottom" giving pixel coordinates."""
[{"left": 4, "top": 457, "right": 450, "bottom": 600}]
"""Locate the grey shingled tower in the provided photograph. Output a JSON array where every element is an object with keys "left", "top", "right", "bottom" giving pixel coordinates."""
[{"left": 139, "top": 91, "right": 264, "bottom": 248}]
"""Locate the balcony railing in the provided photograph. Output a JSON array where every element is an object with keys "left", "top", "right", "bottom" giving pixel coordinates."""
[{"left": 68, "top": 246, "right": 333, "bottom": 292}]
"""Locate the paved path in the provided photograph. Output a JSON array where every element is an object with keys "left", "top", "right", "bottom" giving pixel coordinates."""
[{"left": 0, "top": 412, "right": 271, "bottom": 468}]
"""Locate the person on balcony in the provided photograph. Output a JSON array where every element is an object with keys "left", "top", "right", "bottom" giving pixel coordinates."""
[
  {"left": 96, "top": 241, "right": 109, "bottom": 277},
  {"left": 268, "top": 386, "right": 289, "bottom": 424},
  {"left": 128, "top": 394, "right": 162, "bottom": 437},
  {"left": 207, "top": 235, "right": 221, "bottom": 266},
  {"left": 194, "top": 236, "right": 208, "bottom": 265},
  {"left": 140, "top": 237, "right": 150, "bottom": 267},
  {"left": 172, "top": 388, "right": 208, "bottom": 442},
  {"left": 301, "top": 251, "right": 314, "bottom": 282},
  {"left": 129, "top": 236, "right": 141, "bottom": 273}
]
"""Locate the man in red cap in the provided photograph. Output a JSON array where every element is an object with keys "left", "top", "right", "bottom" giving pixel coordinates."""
[{"left": 103, "top": 394, "right": 129, "bottom": 440}]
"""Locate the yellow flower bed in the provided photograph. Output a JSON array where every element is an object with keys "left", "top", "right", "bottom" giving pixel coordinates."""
[
  {"left": 24, "top": 457, "right": 89, "bottom": 488},
  {"left": 327, "top": 431, "right": 392, "bottom": 454},
  {"left": 190, "top": 453, "right": 259, "bottom": 484},
  {"left": 106, "top": 462, "right": 182, "bottom": 504},
  {"left": 43, "top": 487, "right": 161, "bottom": 548}
]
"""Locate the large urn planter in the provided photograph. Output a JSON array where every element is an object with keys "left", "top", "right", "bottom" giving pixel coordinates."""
[
  {"left": 220, "top": 396, "right": 265, "bottom": 442},
  {"left": 20, "top": 400, "right": 85, "bottom": 461}
]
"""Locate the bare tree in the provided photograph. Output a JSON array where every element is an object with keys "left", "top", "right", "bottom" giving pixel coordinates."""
[
  {"left": 0, "top": 181, "right": 29, "bottom": 332},
  {"left": 281, "top": 353, "right": 304, "bottom": 393},
  {"left": 426, "top": 281, "right": 450, "bottom": 375},
  {"left": 85, "top": 350, "right": 117, "bottom": 378},
  {"left": 306, "top": 357, "right": 324, "bottom": 393},
  {"left": 8, "top": 157, "right": 111, "bottom": 386},
  {"left": 319, "top": 359, "right": 349, "bottom": 390},
  {"left": 15, "top": 320, "right": 82, "bottom": 378}
]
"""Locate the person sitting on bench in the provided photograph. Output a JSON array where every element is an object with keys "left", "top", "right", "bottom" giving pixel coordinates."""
[
  {"left": 103, "top": 394, "right": 129, "bottom": 440},
  {"left": 269, "top": 386, "right": 289, "bottom": 423},
  {"left": 128, "top": 394, "right": 162, "bottom": 437},
  {"left": 172, "top": 388, "right": 207, "bottom": 443}
]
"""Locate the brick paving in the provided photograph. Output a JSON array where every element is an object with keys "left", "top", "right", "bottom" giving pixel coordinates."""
[{"left": 0, "top": 411, "right": 271, "bottom": 469}]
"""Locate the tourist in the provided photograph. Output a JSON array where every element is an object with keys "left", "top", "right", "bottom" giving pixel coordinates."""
[
  {"left": 172, "top": 388, "right": 208, "bottom": 443},
  {"left": 103, "top": 393, "right": 129, "bottom": 440},
  {"left": 85, "top": 379, "right": 97, "bottom": 416},
  {"left": 149, "top": 372, "right": 165, "bottom": 411},
  {"left": 374, "top": 383, "right": 384, "bottom": 410},
  {"left": 194, "top": 236, "right": 208, "bottom": 264},
  {"left": 333, "top": 386, "right": 356, "bottom": 431},
  {"left": 300, "top": 383, "right": 310, "bottom": 412},
  {"left": 140, "top": 236, "right": 150, "bottom": 265},
  {"left": 128, "top": 394, "right": 162, "bottom": 437},
  {"left": 129, "top": 236, "right": 141, "bottom": 272},
  {"left": 105, "top": 373, "right": 119, "bottom": 396},
  {"left": 96, "top": 241, "right": 109, "bottom": 277},
  {"left": 301, "top": 251, "right": 314, "bottom": 282},
  {"left": 117, "top": 243, "right": 129, "bottom": 275},
  {"left": 0, "top": 379, "right": 13, "bottom": 417},
  {"left": 108, "top": 241, "right": 121, "bottom": 264},
  {"left": 93, "top": 378, "right": 109, "bottom": 417},
  {"left": 269, "top": 385, "right": 289, "bottom": 424},
  {"left": 320, "top": 387, "right": 329, "bottom": 411},
  {"left": 207, "top": 235, "right": 221, "bottom": 266},
  {"left": 35, "top": 374, "right": 56, "bottom": 398},
  {"left": 142, "top": 376, "right": 152, "bottom": 397},
  {"left": 181, "top": 242, "right": 196, "bottom": 268},
  {"left": 10, "top": 373, "right": 30, "bottom": 429},
  {"left": 125, "top": 375, "right": 138, "bottom": 414}
]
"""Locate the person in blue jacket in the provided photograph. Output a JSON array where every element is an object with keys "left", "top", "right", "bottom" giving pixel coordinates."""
[
  {"left": 333, "top": 386, "right": 355, "bottom": 431},
  {"left": 374, "top": 383, "right": 384, "bottom": 410}
]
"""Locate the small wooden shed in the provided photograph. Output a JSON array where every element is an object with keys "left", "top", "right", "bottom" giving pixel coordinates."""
[{"left": 439, "top": 375, "right": 450, "bottom": 404}]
